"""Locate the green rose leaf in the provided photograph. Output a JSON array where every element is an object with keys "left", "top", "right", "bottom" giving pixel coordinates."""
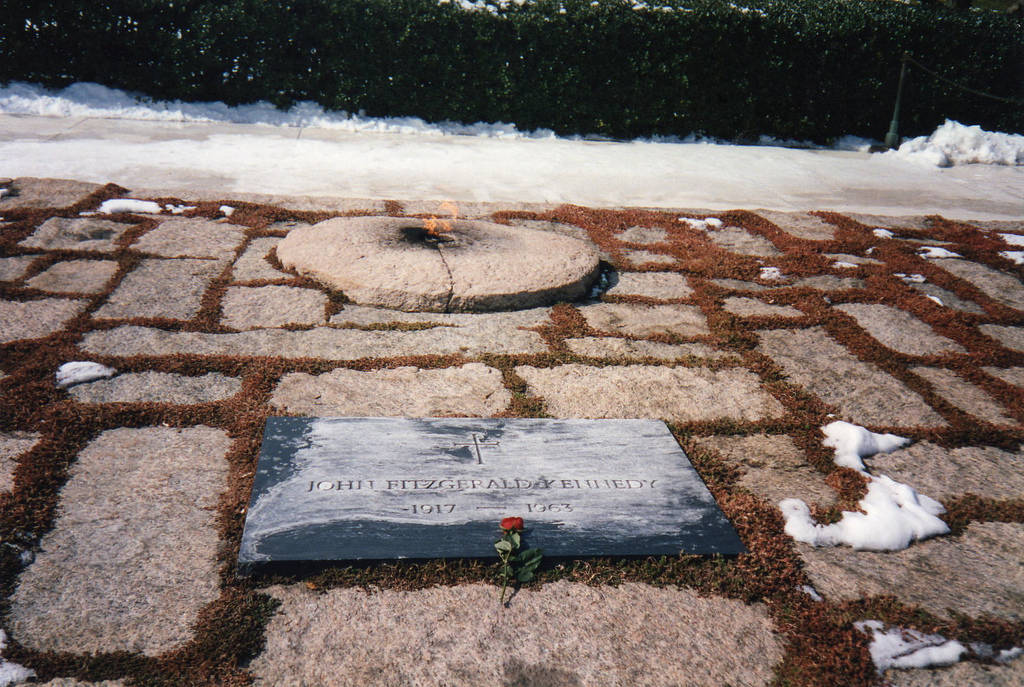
[{"left": 495, "top": 540, "right": 513, "bottom": 553}]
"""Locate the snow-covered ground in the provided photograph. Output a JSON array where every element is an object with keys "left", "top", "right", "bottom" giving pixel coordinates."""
[{"left": 1, "top": 82, "right": 1021, "bottom": 217}]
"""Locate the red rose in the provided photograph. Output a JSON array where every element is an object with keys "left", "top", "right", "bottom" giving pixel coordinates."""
[{"left": 500, "top": 516, "right": 524, "bottom": 531}]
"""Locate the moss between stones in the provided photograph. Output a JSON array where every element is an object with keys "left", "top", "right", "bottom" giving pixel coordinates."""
[{"left": 1, "top": 195, "right": 1022, "bottom": 685}]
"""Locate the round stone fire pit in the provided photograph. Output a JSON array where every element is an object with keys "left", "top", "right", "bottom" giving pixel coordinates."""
[{"left": 276, "top": 216, "right": 600, "bottom": 312}]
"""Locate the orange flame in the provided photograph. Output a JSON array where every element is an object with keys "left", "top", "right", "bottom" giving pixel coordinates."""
[{"left": 424, "top": 200, "right": 459, "bottom": 237}]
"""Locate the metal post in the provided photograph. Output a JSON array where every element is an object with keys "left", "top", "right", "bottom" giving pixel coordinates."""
[{"left": 884, "top": 54, "right": 909, "bottom": 150}]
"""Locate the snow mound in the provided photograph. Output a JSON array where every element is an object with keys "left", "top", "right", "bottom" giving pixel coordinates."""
[
  {"left": 891, "top": 120, "right": 1024, "bottom": 167},
  {"left": 917, "top": 246, "right": 961, "bottom": 259},
  {"left": 1000, "top": 251, "right": 1024, "bottom": 265},
  {"left": 678, "top": 216, "right": 722, "bottom": 230},
  {"left": 759, "top": 266, "right": 785, "bottom": 281},
  {"left": 97, "top": 198, "right": 162, "bottom": 214},
  {"left": 56, "top": 361, "right": 117, "bottom": 388},
  {"left": 872, "top": 228, "right": 895, "bottom": 239},
  {"left": 855, "top": 620, "right": 966, "bottom": 673},
  {"left": 821, "top": 420, "right": 909, "bottom": 471},
  {"left": 0, "top": 630, "right": 35, "bottom": 686}
]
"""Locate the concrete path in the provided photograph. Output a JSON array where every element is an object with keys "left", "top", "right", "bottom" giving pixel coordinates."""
[{"left": 0, "top": 173, "right": 1022, "bottom": 686}]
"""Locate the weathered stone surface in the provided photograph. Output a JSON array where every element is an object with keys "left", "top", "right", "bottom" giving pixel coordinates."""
[
  {"left": 94, "top": 258, "right": 222, "bottom": 320},
  {"left": 980, "top": 325, "right": 1024, "bottom": 352},
  {"left": 757, "top": 327, "right": 945, "bottom": 427},
  {"left": 565, "top": 337, "right": 735, "bottom": 361},
  {"left": 911, "top": 367, "right": 1015, "bottom": 425},
  {"left": 270, "top": 364, "right": 511, "bottom": 416},
  {"left": 907, "top": 282, "right": 985, "bottom": 314},
  {"left": 693, "top": 434, "right": 835, "bottom": 508},
  {"left": 516, "top": 364, "right": 785, "bottom": 422},
  {"left": 8, "top": 426, "right": 230, "bottom": 655},
  {"left": 0, "top": 431, "right": 41, "bottom": 492},
  {"left": 0, "top": 298, "right": 88, "bottom": 343},
  {"left": 328, "top": 305, "right": 551, "bottom": 329},
  {"left": 221, "top": 285, "right": 327, "bottom": 330},
  {"left": 231, "top": 236, "right": 289, "bottom": 281},
  {"left": 0, "top": 177, "right": 102, "bottom": 210},
  {"left": 622, "top": 248, "right": 676, "bottom": 266},
  {"left": 757, "top": 210, "right": 836, "bottom": 240},
  {"left": 794, "top": 275, "right": 865, "bottom": 291},
  {"left": 834, "top": 303, "right": 965, "bottom": 356},
  {"left": 705, "top": 226, "right": 782, "bottom": 256},
  {"left": 19, "top": 217, "right": 132, "bottom": 252},
  {"left": 798, "top": 522, "right": 1024, "bottom": 620},
  {"left": 68, "top": 371, "right": 241, "bottom": 404},
  {"left": 508, "top": 218, "right": 592, "bottom": 244},
  {"left": 277, "top": 217, "right": 599, "bottom": 312},
  {"left": 26, "top": 259, "right": 119, "bottom": 294},
  {"left": 885, "top": 656, "right": 1024, "bottom": 687},
  {"left": 605, "top": 271, "right": 693, "bottom": 299},
  {"left": 617, "top": 225, "right": 668, "bottom": 244},
  {"left": 723, "top": 297, "right": 803, "bottom": 318},
  {"left": 0, "top": 255, "right": 37, "bottom": 281},
  {"left": 249, "top": 581, "right": 783, "bottom": 687},
  {"left": 984, "top": 366, "right": 1024, "bottom": 387},
  {"left": 711, "top": 278, "right": 773, "bottom": 292},
  {"left": 825, "top": 253, "right": 883, "bottom": 266},
  {"left": 936, "top": 259, "right": 1024, "bottom": 311},
  {"left": 846, "top": 213, "right": 934, "bottom": 232},
  {"left": 132, "top": 218, "right": 245, "bottom": 260},
  {"left": 579, "top": 303, "right": 709, "bottom": 337},
  {"left": 81, "top": 322, "right": 546, "bottom": 360},
  {"left": 870, "top": 441, "right": 1023, "bottom": 502}
]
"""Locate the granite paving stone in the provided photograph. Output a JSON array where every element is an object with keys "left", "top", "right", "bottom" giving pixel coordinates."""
[
  {"left": 221, "top": 285, "right": 327, "bottom": 330},
  {"left": 19, "top": 217, "right": 133, "bottom": 253},
  {"left": 911, "top": 367, "right": 1015, "bottom": 425},
  {"left": 93, "top": 258, "right": 222, "bottom": 320},
  {"left": 885, "top": 657, "right": 1024, "bottom": 687},
  {"left": 26, "top": 259, "right": 119, "bottom": 294},
  {"left": 329, "top": 305, "right": 551, "bottom": 329},
  {"left": 797, "top": 522, "right": 1024, "bottom": 620},
  {"left": 515, "top": 364, "right": 785, "bottom": 422},
  {"left": 231, "top": 236, "right": 290, "bottom": 281},
  {"left": 35, "top": 679, "right": 126, "bottom": 687},
  {"left": 271, "top": 363, "right": 511, "bottom": 416},
  {"left": 723, "top": 297, "right": 803, "bottom": 318},
  {"left": 907, "top": 282, "right": 985, "bottom": 313},
  {"left": 68, "top": 371, "right": 242, "bottom": 404},
  {"left": 621, "top": 248, "right": 676, "bottom": 266},
  {"left": 0, "top": 255, "right": 37, "bottom": 281},
  {"left": 605, "top": 271, "right": 693, "bottom": 299},
  {"left": 0, "top": 431, "right": 41, "bottom": 492},
  {"left": 935, "top": 259, "right": 1024, "bottom": 311},
  {"left": 131, "top": 218, "right": 246, "bottom": 260},
  {"left": 834, "top": 303, "right": 965, "bottom": 356},
  {"left": 980, "top": 325, "right": 1024, "bottom": 352},
  {"left": 81, "top": 322, "right": 547, "bottom": 359},
  {"left": 8, "top": 426, "right": 230, "bottom": 655},
  {"left": 869, "top": 441, "right": 1023, "bottom": 502},
  {"left": 710, "top": 278, "right": 774, "bottom": 292},
  {"left": 693, "top": 434, "right": 836, "bottom": 508},
  {"left": 616, "top": 225, "right": 668, "bottom": 244},
  {"left": 824, "top": 253, "right": 883, "bottom": 266},
  {"left": 846, "top": 213, "right": 933, "bottom": 232},
  {"left": 983, "top": 366, "right": 1024, "bottom": 387},
  {"left": 794, "top": 275, "right": 865, "bottom": 291},
  {"left": 249, "top": 581, "right": 783, "bottom": 687},
  {"left": 756, "top": 210, "right": 836, "bottom": 240},
  {"left": 704, "top": 226, "right": 782, "bottom": 256},
  {"left": 508, "top": 218, "right": 592, "bottom": 244},
  {"left": 0, "top": 177, "right": 102, "bottom": 210},
  {"left": 0, "top": 298, "right": 88, "bottom": 343},
  {"left": 579, "top": 303, "right": 709, "bottom": 338},
  {"left": 564, "top": 337, "right": 735, "bottom": 360},
  {"left": 756, "top": 327, "right": 946, "bottom": 427}
]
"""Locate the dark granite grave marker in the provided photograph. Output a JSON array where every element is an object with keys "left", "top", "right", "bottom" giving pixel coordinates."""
[{"left": 237, "top": 417, "right": 744, "bottom": 575}]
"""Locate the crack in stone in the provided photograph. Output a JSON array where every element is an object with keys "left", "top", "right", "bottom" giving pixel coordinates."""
[{"left": 437, "top": 245, "right": 456, "bottom": 313}]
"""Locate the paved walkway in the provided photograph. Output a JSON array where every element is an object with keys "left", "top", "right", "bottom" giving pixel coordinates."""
[{"left": 0, "top": 176, "right": 1022, "bottom": 686}]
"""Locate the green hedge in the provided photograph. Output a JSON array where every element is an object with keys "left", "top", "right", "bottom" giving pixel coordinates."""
[{"left": 1, "top": 0, "right": 1021, "bottom": 141}]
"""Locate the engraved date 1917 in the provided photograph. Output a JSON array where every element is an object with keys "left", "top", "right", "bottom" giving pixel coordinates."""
[{"left": 401, "top": 504, "right": 456, "bottom": 514}]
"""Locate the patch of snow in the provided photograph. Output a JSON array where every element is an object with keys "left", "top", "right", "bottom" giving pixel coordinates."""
[
  {"left": 759, "top": 266, "right": 785, "bottom": 281},
  {"left": 1000, "top": 251, "right": 1024, "bottom": 265},
  {"left": 97, "top": 198, "right": 162, "bottom": 214},
  {"left": 780, "top": 422, "right": 949, "bottom": 551},
  {"left": 800, "top": 585, "right": 823, "bottom": 602},
  {"left": 889, "top": 120, "right": 1024, "bottom": 167},
  {"left": 917, "top": 246, "right": 961, "bottom": 259},
  {"left": 678, "top": 216, "right": 722, "bottom": 230},
  {"left": 873, "top": 228, "right": 895, "bottom": 239},
  {"left": 56, "top": 361, "right": 117, "bottom": 388},
  {"left": 999, "top": 233, "right": 1024, "bottom": 247},
  {"left": 164, "top": 203, "right": 195, "bottom": 214},
  {"left": 895, "top": 273, "right": 926, "bottom": 283},
  {"left": 833, "top": 135, "right": 877, "bottom": 152},
  {"left": 926, "top": 294, "right": 944, "bottom": 306},
  {"left": 998, "top": 647, "right": 1023, "bottom": 663},
  {"left": 855, "top": 620, "right": 966, "bottom": 673},
  {"left": 0, "top": 630, "right": 35, "bottom": 686},
  {"left": 219, "top": 205, "right": 235, "bottom": 217},
  {"left": 833, "top": 261, "right": 858, "bottom": 269},
  {"left": 0, "top": 188, "right": 8, "bottom": 199}
]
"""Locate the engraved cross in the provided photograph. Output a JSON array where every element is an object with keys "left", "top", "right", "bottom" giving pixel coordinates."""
[{"left": 439, "top": 433, "right": 500, "bottom": 465}]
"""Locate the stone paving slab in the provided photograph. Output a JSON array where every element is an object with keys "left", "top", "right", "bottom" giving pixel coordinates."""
[
  {"left": 984, "top": 366, "right": 1024, "bottom": 387},
  {"left": 886, "top": 657, "right": 1024, "bottom": 687},
  {"left": 911, "top": 367, "right": 1016, "bottom": 425},
  {"left": 8, "top": 426, "right": 230, "bottom": 655},
  {"left": 0, "top": 255, "right": 37, "bottom": 282},
  {"left": 755, "top": 210, "right": 836, "bottom": 240},
  {"left": 981, "top": 325, "right": 1024, "bottom": 352},
  {"left": 250, "top": 581, "right": 783, "bottom": 687},
  {"left": 270, "top": 363, "right": 511, "bottom": 416},
  {"left": 704, "top": 225, "right": 782, "bottom": 256},
  {"left": 868, "top": 442, "right": 1024, "bottom": 502},
  {"left": 231, "top": 236, "right": 290, "bottom": 282},
  {"left": 26, "top": 259, "right": 119, "bottom": 294},
  {"left": 93, "top": 258, "right": 223, "bottom": 320},
  {"left": 19, "top": 217, "right": 133, "bottom": 253},
  {"left": 516, "top": 364, "right": 785, "bottom": 423},
  {"left": 621, "top": 248, "right": 676, "bottom": 267},
  {"left": 0, "top": 431, "right": 41, "bottom": 493},
  {"left": 797, "top": 522, "right": 1024, "bottom": 620},
  {"left": 935, "top": 259, "right": 1024, "bottom": 311},
  {"left": 834, "top": 303, "right": 965, "bottom": 356},
  {"left": 81, "top": 322, "right": 547, "bottom": 359},
  {"left": 131, "top": 218, "right": 246, "bottom": 260},
  {"left": 67, "top": 371, "right": 242, "bottom": 404},
  {"left": 221, "top": 285, "right": 328, "bottom": 330},
  {"left": 579, "top": 303, "right": 709, "bottom": 338},
  {"left": 824, "top": 253, "right": 883, "bottom": 266},
  {"left": 723, "top": 297, "right": 803, "bottom": 318},
  {"left": 328, "top": 305, "right": 551, "bottom": 329},
  {"left": 605, "top": 271, "right": 693, "bottom": 299},
  {"left": 756, "top": 327, "right": 946, "bottom": 427},
  {"left": 616, "top": 225, "right": 668, "bottom": 244},
  {"left": 0, "top": 177, "right": 102, "bottom": 210},
  {"left": 907, "top": 281, "right": 985, "bottom": 314},
  {"left": 564, "top": 337, "right": 736, "bottom": 361},
  {"left": 794, "top": 275, "right": 865, "bottom": 291},
  {"left": 0, "top": 297, "right": 88, "bottom": 343}
]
